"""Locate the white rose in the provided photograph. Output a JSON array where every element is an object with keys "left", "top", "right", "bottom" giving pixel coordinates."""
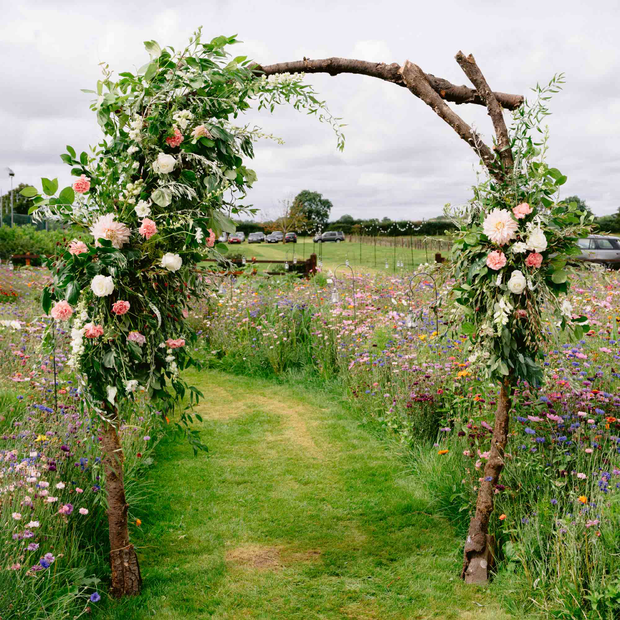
[
  {"left": 526, "top": 227, "right": 547, "bottom": 253},
  {"left": 510, "top": 242, "right": 528, "bottom": 254},
  {"left": 161, "top": 253, "right": 182, "bottom": 272},
  {"left": 91, "top": 275, "right": 114, "bottom": 297},
  {"left": 152, "top": 153, "right": 176, "bottom": 174},
  {"left": 135, "top": 200, "right": 151, "bottom": 218},
  {"left": 507, "top": 270, "right": 527, "bottom": 295}
]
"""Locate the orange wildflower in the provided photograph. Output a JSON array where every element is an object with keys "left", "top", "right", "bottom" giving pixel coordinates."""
[
  {"left": 578, "top": 496, "right": 588, "bottom": 504},
  {"left": 438, "top": 449, "right": 449, "bottom": 455},
  {"left": 499, "top": 514, "right": 506, "bottom": 521}
]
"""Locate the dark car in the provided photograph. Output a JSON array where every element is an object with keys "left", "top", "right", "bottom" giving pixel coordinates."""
[
  {"left": 319, "top": 231, "right": 342, "bottom": 243},
  {"left": 576, "top": 235, "right": 620, "bottom": 267},
  {"left": 284, "top": 232, "right": 297, "bottom": 244},
  {"left": 266, "top": 231, "right": 284, "bottom": 243},
  {"left": 248, "top": 232, "right": 265, "bottom": 244},
  {"left": 228, "top": 233, "right": 244, "bottom": 244}
]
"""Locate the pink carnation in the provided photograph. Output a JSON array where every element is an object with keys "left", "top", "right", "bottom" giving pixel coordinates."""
[
  {"left": 513, "top": 203, "right": 532, "bottom": 219},
  {"left": 486, "top": 250, "right": 507, "bottom": 271},
  {"left": 111, "top": 300, "right": 130, "bottom": 316},
  {"left": 139, "top": 218, "right": 157, "bottom": 240},
  {"left": 68, "top": 240, "right": 88, "bottom": 255},
  {"left": 72, "top": 174, "right": 91, "bottom": 194},
  {"left": 50, "top": 300, "right": 73, "bottom": 321},
  {"left": 84, "top": 323, "right": 104, "bottom": 338},
  {"left": 525, "top": 252, "right": 543, "bottom": 268},
  {"left": 207, "top": 229, "right": 216, "bottom": 248},
  {"left": 165, "top": 127, "right": 184, "bottom": 148},
  {"left": 127, "top": 331, "right": 146, "bottom": 346},
  {"left": 166, "top": 338, "right": 185, "bottom": 349}
]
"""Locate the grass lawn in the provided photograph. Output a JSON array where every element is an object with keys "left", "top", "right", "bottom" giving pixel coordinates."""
[
  {"left": 214, "top": 238, "right": 449, "bottom": 273},
  {"left": 95, "top": 370, "right": 531, "bottom": 619}
]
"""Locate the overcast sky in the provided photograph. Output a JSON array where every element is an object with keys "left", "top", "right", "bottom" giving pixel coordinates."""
[{"left": 1, "top": 0, "right": 619, "bottom": 221}]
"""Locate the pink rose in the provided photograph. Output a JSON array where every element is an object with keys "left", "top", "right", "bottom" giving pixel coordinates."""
[
  {"left": 207, "top": 229, "right": 216, "bottom": 248},
  {"left": 165, "top": 338, "right": 185, "bottom": 349},
  {"left": 486, "top": 250, "right": 507, "bottom": 271},
  {"left": 84, "top": 323, "right": 104, "bottom": 338},
  {"left": 68, "top": 240, "right": 88, "bottom": 255},
  {"left": 50, "top": 300, "right": 73, "bottom": 321},
  {"left": 525, "top": 252, "right": 543, "bottom": 268},
  {"left": 127, "top": 331, "right": 146, "bottom": 346},
  {"left": 139, "top": 218, "right": 157, "bottom": 240},
  {"left": 513, "top": 203, "right": 532, "bottom": 219},
  {"left": 111, "top": 300, "right": 130, "bottom": 316},
  {"left": 165, "top": 127, "right": 184, "bottom": 148},
  {"left": 72, "top": 175, "right": 91, "bottom": 194}
]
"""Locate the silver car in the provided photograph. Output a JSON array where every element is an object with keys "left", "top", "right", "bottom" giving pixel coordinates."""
[{"left": 576, "top": 235, "right": 620, "bottom": 267}]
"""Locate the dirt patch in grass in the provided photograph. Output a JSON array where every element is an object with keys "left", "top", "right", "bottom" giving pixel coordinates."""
[{"left": 225, "top": 544, "right": 322, "bottom": 571}]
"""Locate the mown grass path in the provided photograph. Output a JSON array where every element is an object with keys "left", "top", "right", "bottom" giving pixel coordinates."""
[{"left": 98, "top": 370, "right": 521, "bottom": 619}]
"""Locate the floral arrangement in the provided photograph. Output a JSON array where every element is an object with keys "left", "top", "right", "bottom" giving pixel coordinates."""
[
  {"left": 21, "top": 30, "right": 339, "bottom": 428},
  {"left": 449, "top": 77, "right": 593, "bottom": 387}
]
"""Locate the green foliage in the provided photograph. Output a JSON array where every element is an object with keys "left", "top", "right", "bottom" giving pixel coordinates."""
[
  {"left": 292, "top": 190, "right": 333, "bottom": 228},
  {"left": 0, "top": 225, "right": 89, "bottom": 260}
]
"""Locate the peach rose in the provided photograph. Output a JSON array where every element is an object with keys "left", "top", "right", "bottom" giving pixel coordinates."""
[
  {"left": 139, "top": 218, "right": 157, "bottom": 240},
  {"left": 50, "top": 300, "right": 73, "bottom": 321},
  {"left": 165, "top": 127, "right": 184, "bottom": 148},
  {"left": 525, "top": 252, "right": 543, "bottom": 268},
  {"left": 111, "top": 300, "right": 130, "bottom": 316},
  {"left": 486, "top": 250, "right": 507, "bottom": 271},
  {"left": 72, "top": 175, "right": 91, "bottom": 194},
  {"left": 84, "top": 323, "right": 104, "bottom": 338},
  {"left": 68, "top": 240, "right": 88, "bottom": 255},
  {"left": 513, "top": 203, "right": 532, "bottom": 219}
]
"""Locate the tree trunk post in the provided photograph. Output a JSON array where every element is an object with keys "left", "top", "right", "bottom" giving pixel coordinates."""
[
  {"left": 461, "top": 378, "right": 512, "bottom": 584},
  {"left": 100, "top": 410, "right": 142, "bottom": 597}
]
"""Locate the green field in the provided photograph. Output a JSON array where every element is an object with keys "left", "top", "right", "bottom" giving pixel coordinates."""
[{"left": 216, "top": 238, "right": 451, "bottom": 273}]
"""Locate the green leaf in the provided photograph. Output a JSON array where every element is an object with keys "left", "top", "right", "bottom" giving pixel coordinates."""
[
  {"left": 152, "top": 188, "right": 172, "bottom": 207},
  {"left": 80, "top": 152, "right": 89, "bottom": 166},
  {"left": 461, "top": 322, "right": 475, "bottom": 335},
  {"left": 20, "top": 186, "right": 38, "bottom": 198},
  {"left": 551, "top": 270, "right": 568, "bottom": 284},
  {"left": 42, "top": 288, "right": 52, "bottom": 315},
  {"left": 215, "top": 243, "right": 228, "bottom": 254},
  {"left": 41, "top": 178, "right": 58, "bottom": 196},
  {"left": 199, "top": 137, "right": 215, "bottom": 148},
  {"left": 59, "top": 187, "right": 75, "bottom": 205},
  {"left": 144, "top": 40, "right": 162, "bottom": 59},
  {"left": 65, "top": 281, "right": 80, "bottom": 305},
  {"left": 103, "top": 349, "right": 116, "bottom": 369},
  {"left": 145, "top": 61, "right": 158, "bottom": 81},
  {"left": 464, "top": 233, "right": 479, "bottom": 245},
  {"left": 66, "top": 145, "right": 76, "bottom": 158}
]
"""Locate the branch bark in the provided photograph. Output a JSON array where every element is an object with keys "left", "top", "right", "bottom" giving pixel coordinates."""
[
  {"left": 398, "top": 60, "right": 497, "bottom": 172},
  {"left": 462, "top": 379, "right": 512, "bottom": 583},
  {"left": 255, "top": 58, "right": 524, "bottom": 111},
  {"left": 455, "top": 52, "right": 514, "bottom": 172},
  {"left": 101, "top": 409, "right": 142, "bottom": 597}
]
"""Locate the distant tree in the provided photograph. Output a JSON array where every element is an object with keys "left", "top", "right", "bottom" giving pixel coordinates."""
[
  {"left": 381, "top": 216, "right": 392, "bottom": 223},
  {"left": 265, "top": 199, "right": 307, "bottom": 234},
  {"left": 292, "top": 190, "right": 332, "bottom": 228},
  {"left": 563, "top": 195, "right": 592, "bottom": 216},
  {"left": 337, "top": 214, "right": 355, "bottom": 223},
  {"left": 2, "top": 183, "right": 32, "bottom": 216}
]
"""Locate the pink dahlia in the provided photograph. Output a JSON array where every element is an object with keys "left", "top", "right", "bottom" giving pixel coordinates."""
[
  {"left": 139, "top": 218, "right": 157, "bottom": 240},
  {"left": 68, "top": 240, "right": 88, "bottom": 255},
  {"left": 90, "top": 214, "right": 131, "bottom": 249},
  {"left": 127, "top": 331, "right": 146, "bottom": 346},
  {"left": 207, "top": 228, "right": 216, "bottom": 248},
  {"left": 165, "top": 127, "right": 184, "bottom": 148},
  {"left": 482, "top": 209, "right": 518, "bottom": 246},
  {"left": 513, "top": 203, "right": 532, "bottom": 219},
  {"left": 72, "top": 175, "right": 91, "bottom": 194},
  {"left": 50, "top": 300, "right": 73, "bottom": 321},
  {"left": 111, "top": 300, "right": 130, "bottom": 316},
  {"left": 84, "top": 323, "right": 104, "bottom": 338},
  {"left": 486, "top": 250, "right": 507, "bottom": 271},
  {"left": 166, "top": 338, "right": 185, "bottom": 349},
  {"left": 525, "top": 252, "right": 543, "bottom": 268}
]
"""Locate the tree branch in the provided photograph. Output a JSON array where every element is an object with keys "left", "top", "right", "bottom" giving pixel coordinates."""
[
  {"left": 398, "top": 60, "right": 497, "bottom": 172},
  {"left": 456, "top": 51, "right": 514, "bottom": 172},
  {"left": 254, "top": 58, "right": 524, "bottom": 111}
]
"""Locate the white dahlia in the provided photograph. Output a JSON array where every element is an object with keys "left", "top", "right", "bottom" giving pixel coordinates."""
[
  {"left": 482, "top": 209, "right": 518, "bottom": 246},
  {"left": 90, "top": 214, "right": 131, "bottom": 249}
]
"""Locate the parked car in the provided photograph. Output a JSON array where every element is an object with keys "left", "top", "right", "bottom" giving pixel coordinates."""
[
  {"left": 313, "top": 233, "right": 323, "bottom": 243},
  {"left": 576, "top": 235, "right": 620, "bottom": 267},
  {"left": 284, "top": 232, "right": 297, "bottom": 244},
  {"left": 335, "top": 231, "right": 345, "bottom": 242},
  {"left": 228, "top": 233, "right": 244, "bottom": 244},
  {"left": 248, "top": 232, "right": 265, "bottom": 244},
  {"left": 266, "top": 231, "right": 284, "bottom": 243},
  {"left": 319, "top": 231, "right": 342, "bottom": 243}
]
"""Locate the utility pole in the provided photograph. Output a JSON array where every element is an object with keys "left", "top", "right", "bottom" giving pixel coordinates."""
[{"left": 6, "top": 168, "right": 15, "bottom": 228}]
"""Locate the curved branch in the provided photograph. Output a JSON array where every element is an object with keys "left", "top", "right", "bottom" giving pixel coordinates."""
[
  {"left": 456, "top": 52, "right": 514, "bottom": 172},
  {"left": 398, "top": 60, "right": 497, "bottom": 172},
  {"left": 254, "top": 58, "right": 524, "bottom": 111}
]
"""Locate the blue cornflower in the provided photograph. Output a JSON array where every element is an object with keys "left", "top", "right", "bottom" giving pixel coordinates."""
[{"left": 90, "top": 592, "right": 101, "bottom": 603}]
